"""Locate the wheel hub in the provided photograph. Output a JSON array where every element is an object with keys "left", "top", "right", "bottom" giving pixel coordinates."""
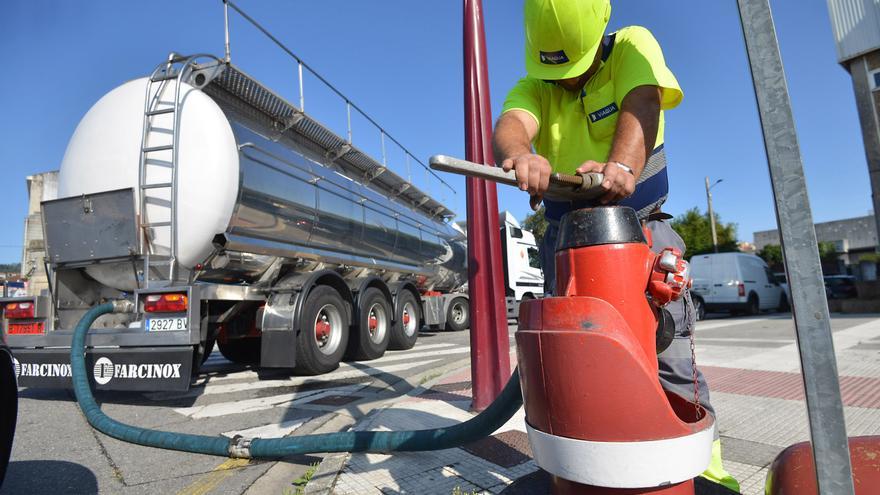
[{"left": 315, "top": 318, "right": 331, "bottom": 341}]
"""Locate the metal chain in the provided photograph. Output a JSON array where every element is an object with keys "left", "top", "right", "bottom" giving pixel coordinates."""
[{"left": 684, "top": 291, "right": 702, "bottom": 419}]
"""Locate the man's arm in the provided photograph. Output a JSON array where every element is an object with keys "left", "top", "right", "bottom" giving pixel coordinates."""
[
  {"left": 577, "top": 85, "right": 662, "bottom": 203},
  {"left": 493, "top": 110, "right": 551, "bottom": 206}
]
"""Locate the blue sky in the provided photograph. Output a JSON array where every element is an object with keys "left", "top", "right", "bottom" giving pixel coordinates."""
[{"left": 0, "top": 1, "right": 871, "bottom": 263}]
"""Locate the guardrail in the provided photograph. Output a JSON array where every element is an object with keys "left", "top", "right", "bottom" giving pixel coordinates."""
[{"left": 221, "top": 0, "right": 455, "bottom": 204}]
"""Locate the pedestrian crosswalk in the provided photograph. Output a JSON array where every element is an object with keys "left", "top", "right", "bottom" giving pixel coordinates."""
[{"left": 149, "top": 339, "right": 472, "bottom": 429}]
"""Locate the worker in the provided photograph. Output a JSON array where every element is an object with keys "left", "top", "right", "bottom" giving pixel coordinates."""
[{"left": 492, "top": 0, "right": 739, "bottom": 491}]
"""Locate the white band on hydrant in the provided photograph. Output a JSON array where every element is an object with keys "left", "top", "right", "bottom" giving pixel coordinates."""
[{"left": 525, "top": 421, "right": 715, "bottom": 488}]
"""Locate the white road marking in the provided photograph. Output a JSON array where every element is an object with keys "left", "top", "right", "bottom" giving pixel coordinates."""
[
  {"left": 197, "top": 343, "right": 462, "bottom": 384},
  {"left": 694, "top": 316, "right": 785, "bottom": 331},
  {"left": 199, "top": 358, "right": 447, "bottom": 396},
  {"left": 175, "top": 384, "right": 365, "bottom": 419},
  {"left": 146, "top": 352, "right": 460, "bottom": 401},
  {"left": 697, "top": 338, "right": 792, "bottom": 345},
  {"left": 221, "top": 419, "right": 306, "bottom": 439},
  {"left": 699, "top": 317, "right": 880, "bottom": 371}
]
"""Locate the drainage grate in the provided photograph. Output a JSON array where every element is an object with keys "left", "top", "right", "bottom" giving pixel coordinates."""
[{"left": 307, "top": 395, "right": 360, "bottom": 406}]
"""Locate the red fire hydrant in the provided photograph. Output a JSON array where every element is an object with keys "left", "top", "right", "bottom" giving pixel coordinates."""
[{"left": 517, "top": 206, "right": 714, "bottom": 494}]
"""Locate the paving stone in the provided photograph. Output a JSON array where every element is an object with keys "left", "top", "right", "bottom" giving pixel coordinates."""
[
  {"left": 720, "top": 436, "right": 782, "bottom": 467},
  {"left": 461, "top": 430, "right": 532, "bottom": 468}
]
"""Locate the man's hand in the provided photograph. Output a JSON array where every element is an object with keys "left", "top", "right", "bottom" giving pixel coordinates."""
[
  {"left": 501, "top": 153, "right": 551, "bottom": 208},
  {"left": 576, "top": 160, "right": 636, "bottom": 204}
]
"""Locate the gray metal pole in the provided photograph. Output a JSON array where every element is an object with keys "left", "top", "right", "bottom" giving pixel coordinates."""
[
  {"left": 705, "top": 176, "right": 719, "bottom": 253},
  {"left": 736, "top": 1, "right": 854, "bottom": 493},
  {"left": 223, "top": 0, "right": 231, "bottom": 63}
]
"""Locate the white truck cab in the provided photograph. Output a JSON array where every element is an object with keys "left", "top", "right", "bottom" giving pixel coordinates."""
[
  {"left": 689, "top": 252, "right": 787, "bottom": 318},
  {"left": 499, "top": 212, "right": 544, "bottom": 302}
]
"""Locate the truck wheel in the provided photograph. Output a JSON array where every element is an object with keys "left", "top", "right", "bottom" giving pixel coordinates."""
[
  {"left": 218, "top": 338, "right": 261, "bottom": 365},
  {"left": 295, "top": 285, "right": 349, "bottom": 375},
  {"left": 390, "top": 290, "right": 420, "bottom": 350},
  {"left": 191, "top": 316, "right": 217, "bottom": 375},
  {"left": 747, "top": 294, "right": 760, "bottom": 316},
  {"left": 0, "top": 349, "right": 17, "bottom": 488},
  {"left": 347, "top": 288, "right": 391, "bottom": 361},
  {"left": 445, "top": 297, "right": 469, "bottom": 332},
  {"left": 692, "top": 296, "right": 706, "bottom": 321},
  {"left": 201, "top": 336, "right": 216, "bottom": 364}
]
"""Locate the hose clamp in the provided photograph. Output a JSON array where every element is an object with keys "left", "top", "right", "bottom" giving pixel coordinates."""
[
  {"left": 111, "top": 300, "right": 136, "bottom": 314},
  {"left": 228, "top": 435, "right": 253, "bottom": 459}
]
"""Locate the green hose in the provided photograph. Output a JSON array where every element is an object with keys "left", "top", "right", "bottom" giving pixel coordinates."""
[{"left": 71, "top": 302, "right": 523, "bottom": 459}]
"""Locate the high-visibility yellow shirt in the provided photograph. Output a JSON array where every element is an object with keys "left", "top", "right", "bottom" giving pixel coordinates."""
[{"left": 501, "top": 26, "right": 683, "bottom": 176}]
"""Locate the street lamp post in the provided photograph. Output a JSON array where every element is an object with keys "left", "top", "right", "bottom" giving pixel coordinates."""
[{"left": 705, "top": 177, "right": 722, "bottom": 253}]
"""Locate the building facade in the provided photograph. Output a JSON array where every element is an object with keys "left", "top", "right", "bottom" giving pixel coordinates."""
[
  {"left": 827, "top": 0, "right": 880, "bottom": 244},
  {"left": 754, "top": 214, "right": 877, "bottom": 274},
  {"left": 21, "top": 171, "right": 58, "bottom": 296}
]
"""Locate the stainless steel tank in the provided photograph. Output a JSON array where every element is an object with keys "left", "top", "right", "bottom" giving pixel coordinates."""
[{"left": 56, "top": 61, "right": 466, "bottom": 292}]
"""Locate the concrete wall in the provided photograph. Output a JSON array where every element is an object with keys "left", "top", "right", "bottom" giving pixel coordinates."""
[
  {"left": 754, "top": 214, "right": 877, "bottom": 270},
  {"left": 21, "top": 171, "right": 58, "bottom": 296},
  {"left": 754, "top": 214, "right": 877, "bottom": 249}
]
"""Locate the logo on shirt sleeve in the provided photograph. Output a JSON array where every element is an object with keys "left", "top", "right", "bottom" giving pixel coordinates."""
[
  {"left": 588, "top": 102, "right": 619, "bottom": 123},
  {"left": 539, "top": 50, "right": 569, "bottom": 65}
]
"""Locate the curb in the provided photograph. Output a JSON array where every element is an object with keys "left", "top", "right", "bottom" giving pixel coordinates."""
[{"left": 303, "top": 355, "right": 475, "bottom": 494}]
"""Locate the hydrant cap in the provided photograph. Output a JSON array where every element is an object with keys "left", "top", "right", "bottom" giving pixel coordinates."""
[{"left": 556, "top": 206, "right": 645, "bottom": 251}]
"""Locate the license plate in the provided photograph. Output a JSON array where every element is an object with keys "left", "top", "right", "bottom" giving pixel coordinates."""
[
  {"left": 8, "top": 322, "right": 45, "bottom": 335},
  {"left": 146, "top": 317, "right": 187, "bottom": 332}
]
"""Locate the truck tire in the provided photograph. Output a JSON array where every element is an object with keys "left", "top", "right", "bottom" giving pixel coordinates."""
[
  {"left": 390, "top": 290, "right": 420, "bottom": 350},
  {"left": 295, "top": 285, "right": 349, "bottom": 375},
  {"left": 445, "top": 297, "right": 469, "bottom": 332},
  {"left": 347, "top": 288, "right": 391, "bottom": 361},
  {"left": 747, "top": 294, "right": 760, "bottom": 316},
  {"left": 191, "top": 316, "right": 217, "bottom": 374},
  {"left": 0, "top": 348, "right": 17, "bottom": 488},
  {"left": 218, "top": 337, "right": 261, "bottom": 365}
]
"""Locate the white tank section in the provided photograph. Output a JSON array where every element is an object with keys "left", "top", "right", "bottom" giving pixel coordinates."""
[
  {"left": 53, "top": 64, "right": 467, "bottom": 294},
  {"left": 59, "top": 78, "right": 240, "bottom": 289}
]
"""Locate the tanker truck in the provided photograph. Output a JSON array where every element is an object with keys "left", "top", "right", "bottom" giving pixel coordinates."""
[{"left": 1, "top": 54, "right": 542, "bottom": 392}]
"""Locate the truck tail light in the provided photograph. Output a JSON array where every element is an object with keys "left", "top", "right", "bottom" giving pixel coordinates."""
[
  {"left": 738, "top": 283, "right": 746, "bottom": 297},
  {"left": 4, "top": 302, "right": 35, "bottom": 320},
  {"left": 144, "top": 293, "right": 188, "bottom": 313}
]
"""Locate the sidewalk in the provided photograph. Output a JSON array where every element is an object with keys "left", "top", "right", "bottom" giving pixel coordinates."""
[
  {"left": 303, "top": 315, "right": 880, "bottom": 495},
  {"left": 310, "top": 362, "right": 536, "bottom": 495}
]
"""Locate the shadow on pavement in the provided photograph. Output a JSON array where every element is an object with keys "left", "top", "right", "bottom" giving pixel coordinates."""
[
  {"left": 500, "top": 469, "right": 741, "bottom": 494},
  {"left": 0, "top": 460, "right": 98, "bottom": 494}
]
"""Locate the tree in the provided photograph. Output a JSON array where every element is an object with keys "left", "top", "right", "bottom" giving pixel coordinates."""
[
  {"left": 670, "top": 207, "right": 738, "bottom": 257},
  {"left": 818, "top": 241, "right": 838, "bottom": 262},
  {"left": 522, "top": 205, "right": 548, "bottom": 247},
  {"left": 758, "top": 241, "right": 839, "bottom": 272},
  {"left": 757, "top": 244, "right": 783, "bottom": 270}
]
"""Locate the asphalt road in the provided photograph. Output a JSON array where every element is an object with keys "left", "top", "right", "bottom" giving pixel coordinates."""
[
  {"left": 3, "top": 327, "right": 480, "bottom": 495},
  {"left": 3, "top": 311, "right": 874, "bottom": 494}
]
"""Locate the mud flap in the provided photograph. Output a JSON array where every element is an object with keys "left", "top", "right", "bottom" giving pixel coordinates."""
[{"left": 12, "top": 347, "right": 193, "bottom": 391}]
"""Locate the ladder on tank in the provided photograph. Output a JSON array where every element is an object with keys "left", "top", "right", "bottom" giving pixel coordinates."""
[{"left": 137, "top": 53, "right": 190, "bottom": 288}]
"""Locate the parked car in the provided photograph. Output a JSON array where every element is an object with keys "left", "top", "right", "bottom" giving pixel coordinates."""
[
  {"left": 689, "top": 253, "right": 787, "bottom": 317},
  {"left": 0, "top": 343, "right": 16, "bottom": 488},
  {"left": 824, "top": 275, "right": 857, "bottom": 299}
]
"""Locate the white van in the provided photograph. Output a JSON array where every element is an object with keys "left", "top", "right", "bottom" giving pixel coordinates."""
[{"left": 689, "top": 253, "right": 787, "bottom": 318}]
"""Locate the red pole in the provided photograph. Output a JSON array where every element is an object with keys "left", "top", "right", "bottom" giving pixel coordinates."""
[{"left": 463, "top": 0, "right": 510, "bottom": 411}]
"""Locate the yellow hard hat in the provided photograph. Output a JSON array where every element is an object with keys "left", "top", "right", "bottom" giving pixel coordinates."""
[{"left": 524, "top": 0, "right": 612, "bottom": 80}]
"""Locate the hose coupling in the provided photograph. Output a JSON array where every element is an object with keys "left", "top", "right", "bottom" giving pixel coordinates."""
[
  {"left": 228, "top": 435, "right": 253, "bottom": 459},
  {"left": 111, "top": 300, "right": 136, "bottom": 314}
]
